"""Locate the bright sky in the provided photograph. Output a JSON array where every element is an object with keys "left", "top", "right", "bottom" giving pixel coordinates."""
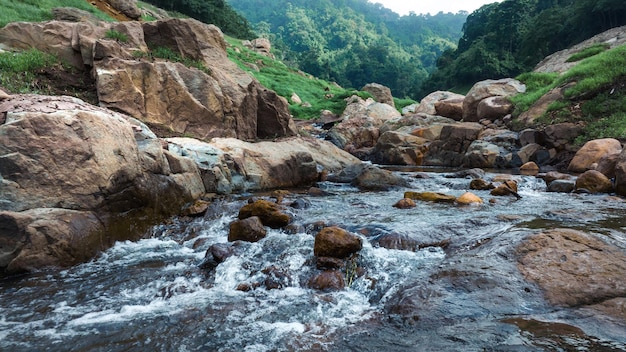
[{"left": 369, "top": 0, "right": 504, "bottom": 15}]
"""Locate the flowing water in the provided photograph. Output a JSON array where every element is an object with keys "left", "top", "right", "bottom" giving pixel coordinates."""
[{"left": 1, "top": 169, "right": 626, "bottom": 351}]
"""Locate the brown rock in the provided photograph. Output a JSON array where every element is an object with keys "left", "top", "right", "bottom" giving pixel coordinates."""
[
  {"left": 181, "top": 199, "right": 210, "bottom": 217},
  {"left": 352, "top": 165, "right": 410, "bottom": 191},
  {"left": 463, "top": 79, "right": 525, "bottom": 122},
  {"left": 417, "top": 91, "right": 464, "bottom": 115},
  {"left": 490, "top": 180, "right": 521, "bottom": 198},
  {"left": 308, "top": 270, "right": 345, "bottom": 291},
  {"left": 362, "top": 83, "right": 395, "bottom": 107},
  {"left": 470, "top": 178, "right": 495, "bottom": 190},
  {"left": 595, "top": 152, "right": 620, "bottom": 179},
  {"left": 434, "top": 97, "right": 464, "bottom": 121},
  {"left": 228, "top": 216, "right": 267, "bottom": 242},
  {"left": 371, "top": 131, "right": 428, "bottom": 165},
  {"left": 456, "top": 192, "right": 483, "bottom": 205},
  {"left": 520, "top": 161, "right": 539, "bottom": 171},
  {"left": 616, "top": 148, "right": 626, "bottom": 196},
  {"left": 476, "top": 96, "right": 513, "bottom": 121},
  {"left": 568, "top": 138, "right": 622, "bottom": 173},
  {"left": 575, "top": 170, "right": 614, "bottom": 194},
  {"left": 543, "top": 171, "right": 573, "bottom": 186},
  {"left": 373, "top": 233, "right": 419, "bottom": 251},
  {"left": 404, "top": 191, "right": 456, "bottom": 203},
  {"left": 517, "top": 229, "right": 626, "bottom": 307},
  {"left": 314, "top": 227, "right": 362, "bottom": 259},
  {"left": 238, "top": 200, "right": 290, "bottom": 229},
  {"left": 108, "top": 0, "right": 142, "bottom": 19},
  {"left": 393, "top": 198, "right": 417, "bottom": 209}
]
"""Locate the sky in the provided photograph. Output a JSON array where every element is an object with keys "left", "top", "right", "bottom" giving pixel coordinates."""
[{"left": 368, "top": 0, "right": 504, "bottom": 16}]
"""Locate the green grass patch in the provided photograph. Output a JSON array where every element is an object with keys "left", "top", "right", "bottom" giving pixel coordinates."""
[
  {"left": 105, "top": 29, "right": 128, "bottom": 43},
  {"left": 0, "top": 0, "right": 112, "bottom": 27},
  {"left": 510, "top": 72, "right": 559, "bottom": 116},
  {"left": 0, "top": 48, "right": 59, "bottom": 93},
  {"left": 144, "top": 45, "right": 211, "bottom": 74},
  {"left": 566, "top": 43, "right": 610, "bottom": 63}
]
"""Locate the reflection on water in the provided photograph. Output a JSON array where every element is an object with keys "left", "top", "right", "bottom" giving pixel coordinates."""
[{"left": 1, "top": 170, "right": 625, "bottom": 351}]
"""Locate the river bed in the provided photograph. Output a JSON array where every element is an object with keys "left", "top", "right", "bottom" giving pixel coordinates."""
[{"left": 1, "top": 169, "right": 625, "bottom": 351}]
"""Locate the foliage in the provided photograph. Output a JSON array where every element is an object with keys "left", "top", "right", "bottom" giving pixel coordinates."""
[
  {"left": 225, "top": 36, "right": 373, "bottom": 119},
  {"left": 105, "top": 29, "right": 128, "bottom": 43},
  {"left": 228, "top": 0, "right": 467, "bottom": 99},
  {"left": 136, "top": 46, "right": 211, "bottom": 74},
  {"left": 420, "top": 0, "right": 626, "bottom": 97},
  {"left": 140, "top": 0, "right": 256, "bottom": 39},
  {"left": 0, "top": 0, "right": 112, "bottom": 27},
  {"left": 512, "top": 44, "right": 626, "bottom": 144},
  {"left": 0, "top": 49, "right": 59, "bottom": 93},
  {"left": 566, "top": 43, "right": 610, "bottom": 62}
]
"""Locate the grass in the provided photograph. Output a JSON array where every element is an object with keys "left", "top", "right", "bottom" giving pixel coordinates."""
[
  {"left": 0, "top": 0, "right": 112, "bottom": 27},
  {"left": 0, "top": 48, "right": 59, "bottom": 93},
  {"left": 225, "top": 35, "right": 378, "bottom": 119},
  {"left": 511, "top": 44, "right": 626, "bottom": 145},
  {"left": 105, "top": 29, "right": 128, "bottom": 42},
  {"left": 566, "top": 43, "right": 610, "bottom": 63},
  {"left": 134, "top": 45, "right": 211, "bottom": 74}
]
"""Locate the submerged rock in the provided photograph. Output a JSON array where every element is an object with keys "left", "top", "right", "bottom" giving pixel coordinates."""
[
  {"left": 393, "top": 198, "right": 417, "bottom": 209},
  {"left": 404, "top": 191, "right": 456, "bottom": 203},
  {"left": 308, "top": 270, "right": 345, "bottom": 291},
  {"left": 228, "top": 216, "right": 267, "bottom": 242}
]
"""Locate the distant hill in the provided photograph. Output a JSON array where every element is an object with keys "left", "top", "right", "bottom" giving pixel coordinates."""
[
  {"left": 228, "top": 0, "right": 467, "bottom": 98},
  {"left": 420, "top": 0, "right": 626, "bottom": 96}
]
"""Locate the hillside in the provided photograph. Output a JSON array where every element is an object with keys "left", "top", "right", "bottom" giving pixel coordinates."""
[
  {"left": 228, "top": 0, "right": 467, "bottom": 98},
  {"left": 420, "top": 0, "right": 626, "bottom": 96}
]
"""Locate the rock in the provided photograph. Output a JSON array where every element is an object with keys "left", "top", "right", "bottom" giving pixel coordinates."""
[
  {"left": 52, "top": 7, "right": 100, "bottom": 22},
  {"left": 393, "top": 198, "right": 417, "bottom": 209},
  {"left": 327, "top": 96, "right": 400, "bottom": 152},
  {"left": 463, "top": 140, "right": 501, "bottom": 168},
  {"left": 228, "top": 216, "right": 267, "bottom": 242},
  {"left": 434, "top": 97, "right": 464, "bottom": 121},
  {"left": 490, "top": 180, "right": 521, "bottom": 198},
  {"left": 250, "top": 38, "right": 272, "bottom": 57},
  {"left": 373, "top": 233, "right": 419, "bottom": 251},
  {"left": 425, "top": 123, "right": 484, "bottom": 167},
  {"left": 371, "top": 131, "right": 428, "bottom": 165},
  {"left": 290, "top": 92, "right": 302, "bottom": 105},
  {"left": 313, "top": 227, "right": 362, "bottom": 259},
  {"left": 238, "top": 200, "right": 290, "bottom": 229},
  {"left": 446, "top": 168, "right": 485, "bottom": 179},
  {"left": 463, "top": 79, "right": 526, "bottom": 122},
  {"left": 351, "top": 165, "right": 410, "bottom": 191},
  {"left": 615, "top": 148, "right": 626, "bottom": 196},
  {"left": 519, "top": 161, "right": 540, "bottom": 175},
  {"left": 476, "top": 96, "right": 513, "bottom": 121},
  {"left": 540, "top": 123, "right": 583, "bottom": 151},
  {"left": 108, "top": 0, "right": 142, "bottom": 19},
  {"left": 200, "top": 243, "right": 235, "bottom": 269},
  {"left": 575, "top": 170, "right": 614, "bottom": 194},
  {"left": 595, "top": 152, "right": 620, "bottom": 179},
  {"left": 567, "top": 138, "right": 622, "bottom": 173},
  {"left": 547, "top": 179, "right": 576, "bottom": 193},
  {"left": 416, "top": 91, "right": 464, "bottom": 115},
  {"left": 0, "top": 89, "right": 11, "bottom": 101},
  {"left": 362, "top": 83, "right": 395, "bottom": 107},
  {"left": 181, "top": 199, "right": 210, "bottom": 217},
  {"left": 404, "top": 192, "right": 456, "bottom": 203},
  {"left": 0, "top": 209, "right": 105, "bottom": 273},
  {"left": 543, "top": 171, "right": 573, "bottom": 186},
  {"left": 456, "top": 192, "right": 483, "bottom": 205},
  {"left": 470, "top": 178, "right": 495, "bottom": 190},
  {"left": 517, "top": 229, "right": 626, "bottom": 307},
  {"left": 308, "top": 270, "right": 345, "bottom": 291},
  {"left": 316, "top": 256, "right": 345, "bottom": 269}
]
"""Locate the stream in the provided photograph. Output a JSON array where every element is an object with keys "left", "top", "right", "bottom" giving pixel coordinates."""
[{"left": 1, "top": 169, "right": 625, "bottom": 351}]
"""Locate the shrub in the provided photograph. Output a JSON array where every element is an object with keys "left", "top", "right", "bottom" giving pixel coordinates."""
[{"left": 105, "top": 29, "right": 128, "bottom": 43}]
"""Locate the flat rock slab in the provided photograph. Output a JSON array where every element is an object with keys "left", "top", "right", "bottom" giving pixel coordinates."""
[{"left": 517, "top": 229, "right": 626, "bottom": 308}]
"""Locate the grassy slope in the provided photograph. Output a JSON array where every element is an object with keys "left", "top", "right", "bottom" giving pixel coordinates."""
[{"left": 511, "top": 43, "right": 626, "bottom": 144}]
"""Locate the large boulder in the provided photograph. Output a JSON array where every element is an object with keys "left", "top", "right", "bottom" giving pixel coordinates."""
[
  {"left": 476, "top": 96, "right": 513, "bottom": 121},
  {"left": 327, "top": 96, "right": 401, "bottom": 154},
  {"left": 0, "top": 94, "right": 205, "bottom": 273},
  {"left": 416, "top": 91, "right": 464, "bottom": 116},
  {"left": 517, "top": 229, "right": 626, "bottom": 307},
  {"left": 463, "top": 79, "right": 526, "bottom": 122},
  {"left": 362, "top": 83, "right": 395, "bottom": 107},
  {"left": 435, "top": 97, "right": 464, "bottom": 121},
  {"left": 108, "top": 0, "right": 142, "bottom": 20},
  {"left": 424, "top": 123, "right": 484, "bottom": 167},
  {"left": 567, "top": 138, "right": 622, "bottom": 173},
  {"left": 351, "top": 165, "right": 410, "bottom": 191},
  {"left": 575, "top": 170, "right": 614, "bottom": 194},
  {"left": 371, "top": 131, "right": 428, "bottom": 165},
  {"left": 0, "top": 19, "right": 296, "bottom": 141}
]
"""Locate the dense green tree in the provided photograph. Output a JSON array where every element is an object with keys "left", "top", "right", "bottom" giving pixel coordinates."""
[{"left": 142, "top": 0, "right": 256, "bottom": 38}]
